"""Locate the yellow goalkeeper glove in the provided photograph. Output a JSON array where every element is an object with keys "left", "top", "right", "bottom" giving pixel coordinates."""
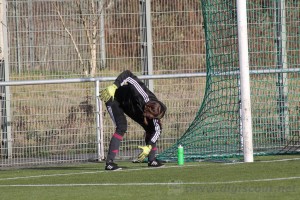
[
  {"left": 137, "top": 145, "right": 152, "bottom": 162},
  {"left": 100, "top": 84, "right": 118, "bottom": 103}
]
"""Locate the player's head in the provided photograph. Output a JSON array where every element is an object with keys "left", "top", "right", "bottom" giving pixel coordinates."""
[{"left": 143, "top": 100, "right": 167, "bottom": 125}]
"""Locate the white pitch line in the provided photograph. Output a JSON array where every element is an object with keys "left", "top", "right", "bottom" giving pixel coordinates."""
[
  {"left": 0, "top": 171, "right": 101, "bottom": 181},
  {"left": 224, "top": 157, "right": 300, "bottom": 165},
  {"left": 0, "top": 176, "right": 300, "bottom": 187},
  {"left": 0, "top": 164, "right": 209, "bottom": 181},
  {"left": 259, "top": 158, "right": 300, "bottom": 163},
  {"left": 1, "top": 157, "right": 299, "bottom": 182}
]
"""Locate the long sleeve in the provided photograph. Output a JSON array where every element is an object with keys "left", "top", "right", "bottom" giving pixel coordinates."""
[
  {"left": 114, "top": 70, "right": 141, "bottom": 88},
  {"left": 114, "top": 70, "right": 154, "bottom": 103}
]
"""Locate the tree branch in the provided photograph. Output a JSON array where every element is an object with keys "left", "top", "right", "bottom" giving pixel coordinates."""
[{"left": 53, "top": 2, "right": 85, "bottom": 69}]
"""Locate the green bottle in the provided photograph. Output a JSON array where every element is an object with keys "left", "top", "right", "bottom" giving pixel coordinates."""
[{"left": 178, "top": 145, "right": 184, "bottom": 165}]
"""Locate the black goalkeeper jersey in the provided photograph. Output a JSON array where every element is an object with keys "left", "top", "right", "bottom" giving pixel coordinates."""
[{"left": 113, "top": 70, "right": 166, "bottom": 144}]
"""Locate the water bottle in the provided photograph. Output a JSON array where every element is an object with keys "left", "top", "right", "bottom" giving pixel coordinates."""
[{"left": 178, "top": 145, "right": 184, "bottom": 165}]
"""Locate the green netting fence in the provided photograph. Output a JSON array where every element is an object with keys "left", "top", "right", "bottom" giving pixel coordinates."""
[{"left": 158, "top": 0, "right": 300, "bottom": 162}]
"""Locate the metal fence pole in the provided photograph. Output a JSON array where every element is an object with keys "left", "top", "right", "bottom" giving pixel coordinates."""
[
  {"left": 275, "top": 0, "right": 289, "bottom": 140},
  {"left": 28, "top": 0, "right": 35, "bottom": 69},
  {"left": 140, "top": 0, "right": 154, "bottom": 92},
  {"left": 99, "top": 0, "right": 106, "bottom": 69},
  {"left": 0, "top": 0, "right": 12, "bottom": 159},
  {"left": 95, "top": 80, "right": 104, "bottom": 161}
]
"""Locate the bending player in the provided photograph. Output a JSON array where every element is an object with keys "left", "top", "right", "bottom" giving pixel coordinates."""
[{"left": 100, "top": 70, "right": 167, "bottom": 170}]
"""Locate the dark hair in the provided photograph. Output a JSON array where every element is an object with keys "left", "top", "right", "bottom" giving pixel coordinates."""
[{"left": 143, "top": 100, "right": 166, "bottom": 125}]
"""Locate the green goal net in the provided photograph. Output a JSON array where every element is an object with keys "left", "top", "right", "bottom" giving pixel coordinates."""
[{"left": 158, "top": 0, "right": 300, "bottom": 162}]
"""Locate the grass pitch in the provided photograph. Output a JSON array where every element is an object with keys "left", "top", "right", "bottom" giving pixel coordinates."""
[{"left": 0, "top": 155, "right": 299, "bottom": 200}]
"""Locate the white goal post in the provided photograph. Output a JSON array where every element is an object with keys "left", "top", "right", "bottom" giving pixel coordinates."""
[{"left": 236, "top": 0, "right": 254, "bottom": 163}]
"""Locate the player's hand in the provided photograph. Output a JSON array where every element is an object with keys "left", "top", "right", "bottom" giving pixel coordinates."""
[
  {"left": 100, "top": 84, "right": 118, "bottom": 103},
  {"left": 137, "top": 145, "right": 152, "bottom": 162}
]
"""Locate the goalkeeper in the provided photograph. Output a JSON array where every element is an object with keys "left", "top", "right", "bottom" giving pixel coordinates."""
[{"left": 100, "top": 70, "right": 167, "bottom": 171}]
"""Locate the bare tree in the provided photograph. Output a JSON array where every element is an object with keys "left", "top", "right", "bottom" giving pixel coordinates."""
[
  {"left": 75, "top": 0, "right": 100, "bottom": 77},
  {"left": 54, "top": 0, "right": 105, "bottom": 77}
]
